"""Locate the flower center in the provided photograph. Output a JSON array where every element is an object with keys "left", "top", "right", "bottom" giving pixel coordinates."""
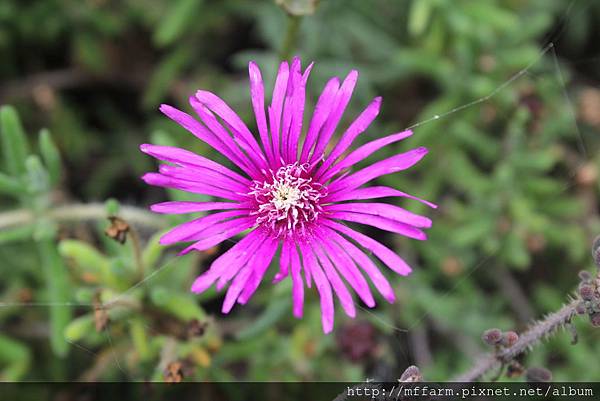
[{"left": 249, "top": 163, "right": 327, "bottom": 238}]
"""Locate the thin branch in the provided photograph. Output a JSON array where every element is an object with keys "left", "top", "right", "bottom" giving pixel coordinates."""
[
  {"left": 0, "top": 203, "right": 165, "bottom": 231},
  {"left": 452, "top": 298, "right": 579, "bottom": 382}
]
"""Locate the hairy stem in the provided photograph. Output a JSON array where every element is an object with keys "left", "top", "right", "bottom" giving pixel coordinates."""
[
  {"left": 453, "top": 298, "right": 579, "bottom": 382},
  {"left": 0, "top": 203, "right": 165, "bottom": 231}
]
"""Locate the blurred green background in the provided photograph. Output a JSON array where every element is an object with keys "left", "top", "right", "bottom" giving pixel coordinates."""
[{"left": 1, "top": 0, "right": 600, "bottom": 386}]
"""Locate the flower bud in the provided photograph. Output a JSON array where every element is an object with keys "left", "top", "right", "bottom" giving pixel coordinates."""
[
  {"left": 579, "top": 284, "right": 595, "bottom": 301},
  {"left": 592, "top": 235, "right": 600, "bottom": 267},
  {"left": 579, "top": 270, "right": 592, "bottom": 282},
  {"left": 400, "top": 365, "right": 422, "bottom": 382},
  {"left": 526, "top": 367, "right": 552, "bottom": 382},
  {"left": 501, "top": 331, "right": 519, "bottom": 347},
  {"left": 575, "top": 302, "right": 587, "bottom": 315},
  {"left": 482, "top": 328, "right": 503, "bottom": 346},
  {"left": 590, "top": 313, "right": 600, "bottom": 327}
]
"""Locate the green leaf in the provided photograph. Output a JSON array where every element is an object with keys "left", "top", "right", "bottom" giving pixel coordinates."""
[
  {"left": 236, "top": 297, "right": 291, "bottom": 340},
  {"left": 0, "top": 172, "right": 24, "bottom": 197},
  {"left": 38, "top": 129, "right": 62, "bottom": 186},
  {"left": 0, "top": 105, "right": 30, "bottom": 175},
  {"left": 24, "top": 155, "right": 50, "bottom": 196},
  {"left": 64, "top": 314, "right": 95, "bottom": 342},
  {"left": 408, "top": 0, "right": 432, "bottom": 37},
  {"left": 143, "top": 47, "right": 191, "bottom": 108},
  {"left": 153, "top": 0, "right": 201, "bottom": 47},
  {"left": 150, "top": 287, "right": 206, "bottom": 321},
  {"left": 38, "top": 238, "right": 72, "bottom": 357},
  {"left": 0, "top": 224, "right": 35, "bottom": 244},
  {"left": 0, "top": 334, "right": 31, "bottom": 380}
]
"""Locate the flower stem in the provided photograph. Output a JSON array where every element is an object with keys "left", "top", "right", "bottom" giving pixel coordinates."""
[{"left": 280, "top": 15, "right": 302, "bottom": 61}]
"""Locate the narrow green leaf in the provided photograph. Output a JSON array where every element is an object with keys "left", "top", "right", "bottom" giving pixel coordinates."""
[
  {"left": 38, "top": 237, "right": 72, "bottom": 357},
  {"left": 64, "top": 314, "right": 95, "bottom": 342},
  {"left": 38, "top": 129, "right": 62, "bottom": 186},
  {"left": 0, "top": 172, "right": 24, "bottom": 197},
  {"left": 25, "top": 155, "right": 50, "bottom": 195},
  {"left": 153, "top": 0, "right": 201, "bottom": 47},
  {"left": 0, "top": 224, "right": 35, "bottom": 244},
  {"left": 0, "top": 105, "right": 30, "bottom": 175},
  {"left": 0, "top": 334, "right": 31, "bottom": 380},
  {"left": 130, "top": 318, "right": 151, "bottom": 361}
]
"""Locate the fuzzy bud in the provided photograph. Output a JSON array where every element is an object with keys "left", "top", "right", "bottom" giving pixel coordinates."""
[
  {"left": 579, "top": 270, "right": 592, "bottom": 282},
  {"left": 590, "top": 313, "right": 600, "bottom": 327},
  {"left": 482, "top": 328, "right": 503, "bottom": 346},
  {"left": 526, "top": 367, "right": 552, "bottom": 382},
  {"left": 579, "top": 284, "right": 595, "bottom": 301},
  {"left": 501, "top": 331, "right": 519, "bottom": 347},
  {"left": 592, "top": 235, "right": 600, "bottom": 267},
  {"left": 399, "top": 365, "right": 422, "bottom": 382},
  {"left": 576, "top": 302, "right": 587, "bottom": 315}
]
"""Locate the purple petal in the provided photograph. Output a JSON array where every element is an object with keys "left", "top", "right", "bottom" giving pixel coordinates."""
[
  {"left": 325, "top": 203, "right": 432, "bottom": 228},
  {"left": 327, "top": 147, "right": 428, "bottom": 194},
  {"left": 273, "top": 238, "right": 291, "bottom": 284},
  {"left": 237, "top": 237, "right": 279, "bottom": 304},
  {"left": 180, "top": 217, "right": 256, "bottom": 254},
  {"left": 158, "top": 164, "right": 249, "bottom": 193},
  {"left": 150, "top": 201, "right": 244, "bottom": 214},
  {"left": 249, "top": 61, "right": 274, "bottom": 165},
  {"left": 222, "top": 265, "right": 253, "bottom": 313},
  {"left": 300, "top": 77, "right": 340, "bottom": 163},
  {"left": 194, "top": 90, "right": 267, "bottom": 169},
  {"left": 215, "top": 230, "right": 268, "bottom": 290},
  {"left": 141, "top": 173, "right": 249, "bottom": 201},
  {"left": 189, "top": 97, "right": 263, "bottom": 176},
  {"left": 299, "top": 242, "right": 334, "bottom": 333},
  {"left": 311, "top": 242, "right": 356, "bottom": 318},
  {"left": 314, "top": 96, "right": 381, "bottom": 179},
  {"left": 268, "top": 61, "right": 290, "bottom": 167},
  {"left": 319, "top": 130, "right": 414, "bottom": 183},
  {"left": 190, "top": 229, "right": 263, "bottom": 293},
  {"left": 140, "top": 143, "right": 250, "bottom": 185},
  {"left": 324, "top": 220, "right": 413, "bottom": 276},
  {"left": 288, "top": 62, "right": 313, "bottom": 163},
  {"left": 309, "top": 70, "right": 358, "bottom": 164},
  {"left": 327, "top": 211, "right": 427, "bottom": 240},
  {"left": 289, "top": 241, "right": 304, "bottom": 318},
  {"left": 315, "top": 229, "right": 375, "bottom": 307},
  {"left": 159, "top": 210, "right": 249, "bottom": 245},
  {"left": 280, "top": 58, "right": 302, "bottom": 164},
  {"left": 158, "top": 105, "right": 260, "bottom": 178},
  {"left": 321, "top": 226, "right": 396, "bottom": 303},
  {"left": 324, "top": 185, "right": 437, "bottom": 209}
]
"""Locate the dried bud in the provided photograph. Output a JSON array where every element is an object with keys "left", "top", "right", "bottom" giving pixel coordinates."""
[
  {"left": 526, "top": 367, "right": 552, "bottom": 382},
  {"left": 399, "top": 365, "right": 422, "bottom": 382},
  {"left": 501, "top": 331, "right": 519, "bottom": 347},
  {"left": 576, "top": 302, "right": 587, "bottom": 315},
  {"left": 592, "top": 235, "right": 600, "bottom": 267},
  {"left": 591, "top": 313, "right": 600, "bottom": 327},
  {"left": 506, "top": 361, "right": 525, "bottom": 378},
  {"left": 482, "top": 328, "right": 503, "bottom": 346},
  {"left": 186, "top": 319, "right": 208, "bottom": 338},
  {"left": 164, "top": 361, "right": 184, "bottom": 383},
  {"left": 579, "top": 270, "right": 592, "bottom": 282},
  {"left": 578, "top": 284, "right": 595, "bottom": 301},
  {"left": 105, "top": 216, "right": 129, "bottom": 244}
]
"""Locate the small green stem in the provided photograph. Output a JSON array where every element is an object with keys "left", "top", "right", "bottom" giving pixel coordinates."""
[{"left": 280, "top": 15, "right": 302, "bottom": 61}]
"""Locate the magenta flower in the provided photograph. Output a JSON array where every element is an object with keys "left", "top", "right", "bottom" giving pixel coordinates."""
[{"left": 141, "top": 58, "right": 435, "bottom": 333}]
